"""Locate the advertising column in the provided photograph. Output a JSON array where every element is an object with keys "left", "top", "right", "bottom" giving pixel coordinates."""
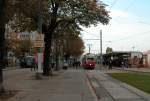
[{"left": 35, "top": 34, "right": 44, "bottom": 74}]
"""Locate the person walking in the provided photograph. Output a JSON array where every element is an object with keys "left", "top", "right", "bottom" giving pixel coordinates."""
[
  {"left": 121, "top": 60, "right": 125, "bottom": 70},
  {"left": 108, "top": 59, "right": 112, "bottom": 70},
  {"left": 31, "top": 58, "right": 37, "bottom": 71},
  {"left": 124, "top": 60, "right": 128, "bottom": 68}
]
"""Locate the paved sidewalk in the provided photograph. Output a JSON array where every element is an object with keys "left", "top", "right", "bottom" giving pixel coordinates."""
[
  {"left": 86, "top": 70, "right": 150, "bottom": 101},
  {"left": 4, "top": 68, "right": 97, "bottom": 101}
]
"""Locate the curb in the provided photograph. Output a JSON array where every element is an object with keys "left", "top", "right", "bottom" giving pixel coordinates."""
[
  {"left": 3, "top": 67, "right": 20, "bottom": 71},
  {"left": 113, "top": 67, "right": 150, "bottom": 73}
]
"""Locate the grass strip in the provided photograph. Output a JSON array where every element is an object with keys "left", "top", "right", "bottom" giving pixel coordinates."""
[{"left": 109, "top": 73, "right": 150, "bottom": 94}]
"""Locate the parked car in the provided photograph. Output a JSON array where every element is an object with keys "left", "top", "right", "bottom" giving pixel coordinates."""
[
  {"left": 20, "top": 56, "right": 36, "bottom": 68},
  {"left": 63, "top": 62, "right": 68, "bottom": 70}
]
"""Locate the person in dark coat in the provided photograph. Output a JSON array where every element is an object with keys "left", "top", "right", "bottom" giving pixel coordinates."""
[
  {"left": 108, "top": 59, "right": 112, "bottom": 70},
  {"left": 31, "top": 58, "right": 38, "bottom": 71}
]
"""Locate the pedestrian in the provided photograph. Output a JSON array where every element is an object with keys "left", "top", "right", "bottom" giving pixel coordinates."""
[
  {"left": 51, "top": 62, "right": 55, "bottom": 69},
  {"left": 121, "top": 60, "right": 125, "bottom": 70},
  {"left": 31, "top": 58, "right": 38, "bottom": 71},
  {"left": 76, "top": 61, "right": 80, "bottom": 69},
  {"left": 108, "top": 59, "right": 112, "bottom": 70},
  {"left": 73, "top": 61, "right": 78, "bottom": 69},
  {"left": 75, "top": 61, "right": 78, "bottom": 69},
  {"left": 124, "top": 60, "right": 128, "bottom": 68}
]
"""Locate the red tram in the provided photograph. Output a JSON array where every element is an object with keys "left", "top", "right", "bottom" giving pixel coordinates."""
[{"left": 82, "top": 54, "right": 96, "bottom": 70}]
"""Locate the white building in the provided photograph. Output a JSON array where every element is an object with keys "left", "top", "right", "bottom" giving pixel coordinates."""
[{"left": 18, "top": 31, "right": 37, "bottom": 41}]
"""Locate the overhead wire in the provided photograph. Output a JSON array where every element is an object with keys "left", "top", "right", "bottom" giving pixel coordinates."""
[
  {"left": 82, "top": 29, "right": 150, "bottom": 43},
  {"left": 108, "top": 0, "right": 136, "bottom": 24},
  {"left": 83, "top": 30, "right": 150, "bottom": 53},
  {"left": 107, "top": 0, "right": 119, "bottom": 32},
  {"left": 109, "top": 0, "right": 118, "bottom": 11},
  {"left": 83, "top": 0, "right": 150, "bottom": 52},
  {"left": 106, "top": 0, "right": 150, "bottom": 43},
  {"left": 109, "top": 30, "right": 150, "bottom": 43},
  {"left": 124, "top": 0, "right": 136, "bottom": 11},
  {"left": 81, "top": 30, "right": 99, "bottom": 38}
]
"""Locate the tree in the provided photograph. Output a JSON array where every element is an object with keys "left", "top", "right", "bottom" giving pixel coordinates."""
[
  {"left": 41, "top": 0, "right": 110, "bottom": 75},
  {"left": 17, "top": 39, "right": 34, "bottom": 56},
  {"left": 6, "top": 0, "right": 110, "bottom": 75},
  {"left": 52, "top": 25, "right": 84, "bottom": 70},
  {"left": 56, "top": 23, "right": 84, "bottom": 57},
  {"left": 67, "top": 37, "right": 84, "bottom": 57},
  {"left": 106, "top": 47, "right": 113, "bottom": 54},
  {"left": 5, "top": 32, "right": 20, "bottom": 55},
  {"left": 0, "top": 0, "right": 39, "bottom": 92}
]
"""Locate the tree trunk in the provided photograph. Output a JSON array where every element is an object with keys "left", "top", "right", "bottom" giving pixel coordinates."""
[
  {"left": 43, "top": 34, "right": 52, "bottom": 76},
  {"left": 43, "top": 2, "right": 59, "bottom": 75},
  {"left": 0, "top": 69, "right": 4, "bottom": 93},
  {"left": 0, "top": 27, "right": 5, "bottom": 93},
  {"left": 0, "top": 26, "right": 5, "bottom": 93},
  {"left": 55, "top": 45, "right": 59, "bottom": 71},
  {"left": 0, "top": 0, "right": 5, "bottom": 93}
]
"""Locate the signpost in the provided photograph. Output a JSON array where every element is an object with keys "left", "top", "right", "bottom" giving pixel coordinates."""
[
  {"left": 34, "top": 34, "right": 44, "bottom": 48},
  {"left": 34, "top": 34, "right": 44, "bottom": 74}
]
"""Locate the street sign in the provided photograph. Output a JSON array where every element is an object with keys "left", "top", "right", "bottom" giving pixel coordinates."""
[
  {"left": 34, "top": 34, "right": 44, "bottom": 48},
  {"left": 34, "top": 41, "right": 44, "bottom": 48}
]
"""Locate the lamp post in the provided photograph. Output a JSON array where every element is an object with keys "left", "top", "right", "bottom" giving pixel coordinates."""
[{"left": 100, "top": 30, "right": 102, "bottom": 65}]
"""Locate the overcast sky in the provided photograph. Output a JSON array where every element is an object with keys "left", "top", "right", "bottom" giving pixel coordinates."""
[{"left": 81, "top": 0, "right": 150, "bottom": 54}]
